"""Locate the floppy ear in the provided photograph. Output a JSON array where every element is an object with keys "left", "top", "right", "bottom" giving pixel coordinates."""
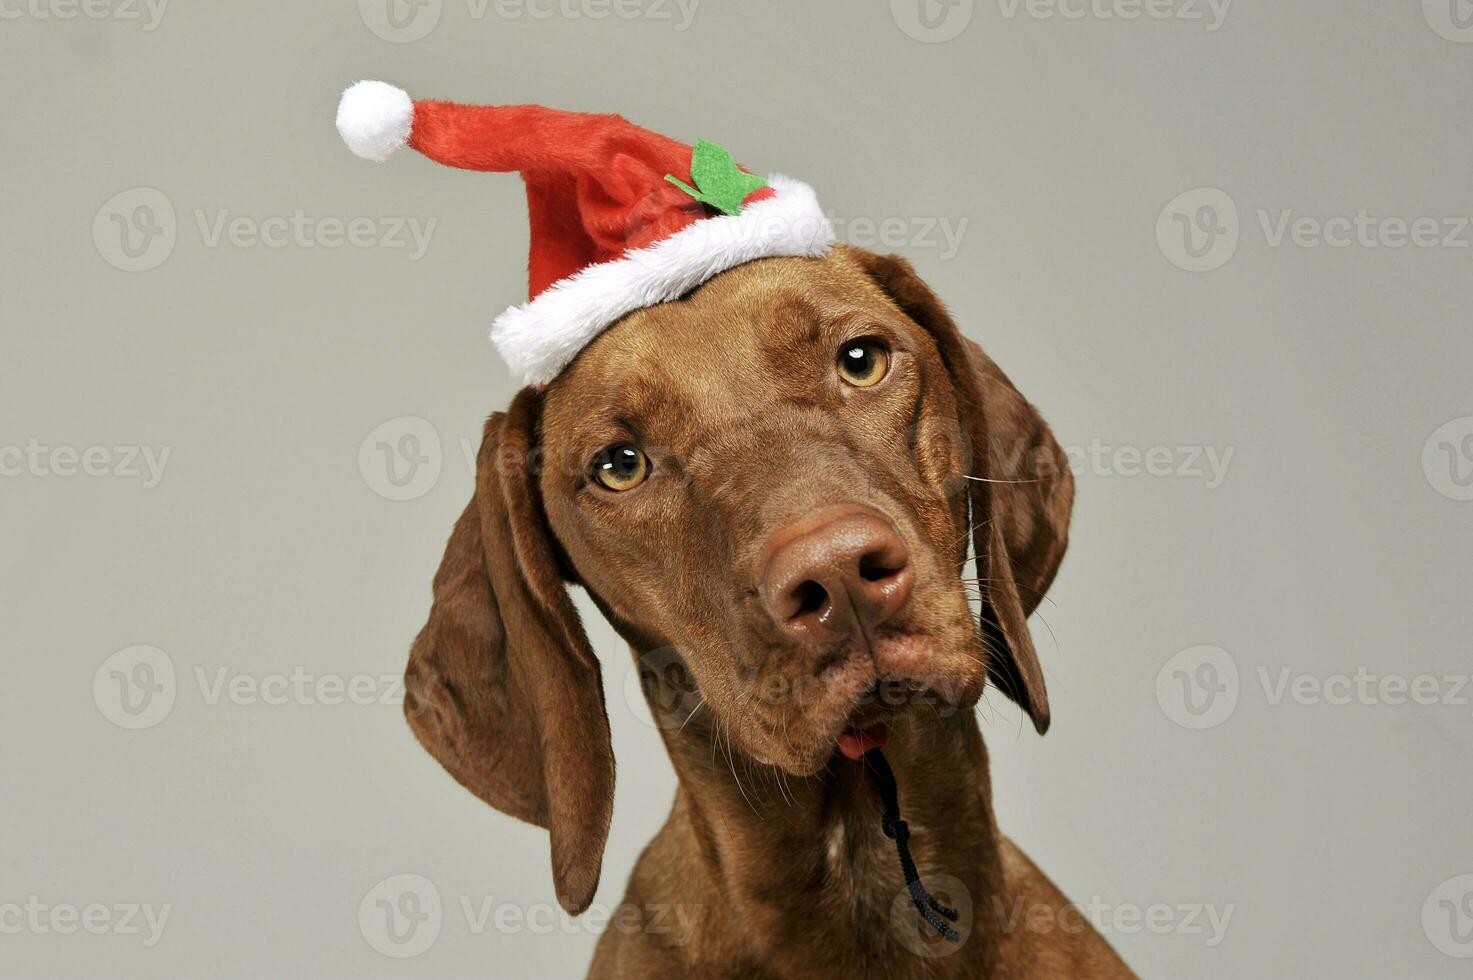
[
  {"left": 402, "top": 390, "right": 614, "bottom": 914},
  {"left": 845, "top": 248, "right": 1074, "bottom": 734}
]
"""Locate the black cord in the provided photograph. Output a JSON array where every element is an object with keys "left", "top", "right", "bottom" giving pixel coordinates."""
[{"left": 863, "top": 748, "right": 961, "bottom": 942}]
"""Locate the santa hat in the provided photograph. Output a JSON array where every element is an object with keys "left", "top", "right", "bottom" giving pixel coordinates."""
[{"left": 336, "top": 80, "right": 835, "bottom": 387}]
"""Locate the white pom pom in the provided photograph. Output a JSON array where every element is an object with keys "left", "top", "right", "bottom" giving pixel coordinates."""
[{"left": 336, "top": 80, "right": 414, "bottom": 163}]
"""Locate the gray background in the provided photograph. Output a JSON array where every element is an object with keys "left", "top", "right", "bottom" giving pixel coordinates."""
[{"left": 2, "top": 1, "right": 1471, "bottom": 977}]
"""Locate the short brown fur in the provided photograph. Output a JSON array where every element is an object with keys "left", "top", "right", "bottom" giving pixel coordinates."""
[{"left": 403, "top": 246, "right": 1134, "bottom": 978}]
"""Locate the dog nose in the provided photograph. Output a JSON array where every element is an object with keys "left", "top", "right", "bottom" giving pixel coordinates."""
[{"left": 759, "top": 507, "right": 913, "bottom": 641}]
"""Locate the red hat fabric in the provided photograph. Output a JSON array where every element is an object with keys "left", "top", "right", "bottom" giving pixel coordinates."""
[{"left": 336, "top": 80, "right": 834, "bottom": 387}]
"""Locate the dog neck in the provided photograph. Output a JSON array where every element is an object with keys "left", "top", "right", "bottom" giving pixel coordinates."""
[{"left": 647, "top": 698, "right": 1010, "bottom": 976}]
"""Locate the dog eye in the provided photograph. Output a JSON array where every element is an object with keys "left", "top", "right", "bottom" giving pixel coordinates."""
[
  {"left": 591, "top": 444, "right": 650, "bottom": 492},
  {"left": 836, "top": 339, "right": 890, "bottom": 388}
]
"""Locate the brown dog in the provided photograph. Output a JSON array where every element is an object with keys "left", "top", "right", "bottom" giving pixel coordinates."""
[{"left": 402, "top": 245, "right": 1135, "bottom": 978}]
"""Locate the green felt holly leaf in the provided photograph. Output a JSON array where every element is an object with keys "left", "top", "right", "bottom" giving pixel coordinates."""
[{"left": 665, "top": 139, "right": 769, "bottom": 216}]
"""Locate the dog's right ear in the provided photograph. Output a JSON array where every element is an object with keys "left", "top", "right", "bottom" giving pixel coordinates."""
[
  {"left": 844, "top": 247, "right": 1074, "bottom": 735},
  {"left": 402, "top": 390, "right": 614, "bottom": 915}
]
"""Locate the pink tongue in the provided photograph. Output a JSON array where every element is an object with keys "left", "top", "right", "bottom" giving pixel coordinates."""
[{"left": 837, "top": 723, "right": 889, "bottom": 761}]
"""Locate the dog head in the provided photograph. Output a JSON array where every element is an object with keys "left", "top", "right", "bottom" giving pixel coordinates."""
[{"left": 402, "top": 246, "right": 1073, "bottom": 912}]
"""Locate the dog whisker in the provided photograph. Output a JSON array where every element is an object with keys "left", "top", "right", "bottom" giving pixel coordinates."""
[
  {"left": 678, "top": 697, "right": 708, "bottom": 733},
  {"left": 775, "top": 713, "right": 797, "bottom": 808},
  {"left": 962, "top": 474, "right": 1040, "bottom": 485},
  {"left": 719, "top": 718, "right": 761, "bottom": 818}
]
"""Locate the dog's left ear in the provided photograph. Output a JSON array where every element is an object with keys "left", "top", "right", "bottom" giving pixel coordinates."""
[{"left": 846, "top": 248, "right": 1074, "bottom": 734}]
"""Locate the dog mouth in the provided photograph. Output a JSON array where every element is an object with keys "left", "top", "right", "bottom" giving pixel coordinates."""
[
  {"left": 836, "top": 722, "right": 889, "bottom": 761},
  {"left": 743, "top": 642, "right": 983, "bottom": 774},
  {"left": 835, "top": 689, "right": 897, "bottom": 760},
  {"left": 826, "top": 665, "right": 977, "bottom": 764}
]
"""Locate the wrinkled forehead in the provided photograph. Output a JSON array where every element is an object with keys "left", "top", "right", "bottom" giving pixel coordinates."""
[{"left": 540, "top": 255, "right": 901, "bottom": 447}]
